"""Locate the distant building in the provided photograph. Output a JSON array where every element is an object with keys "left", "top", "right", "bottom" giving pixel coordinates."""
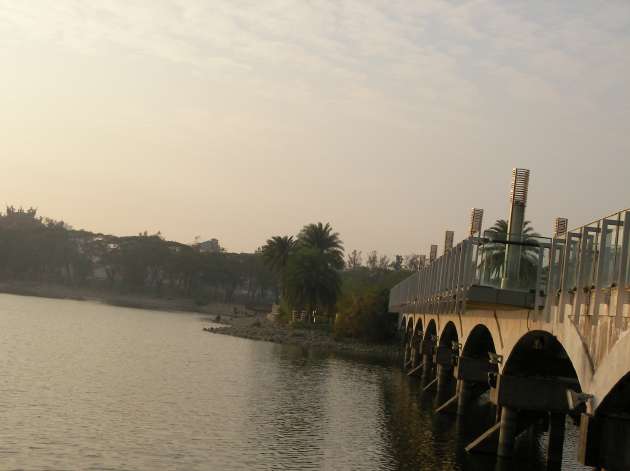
[{"left": 197, "top": 238, "right": 222, "bottom": 253}]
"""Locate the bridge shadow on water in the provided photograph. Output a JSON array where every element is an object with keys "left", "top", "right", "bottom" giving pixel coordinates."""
[{"left": 380, "top": 369, "right": 592, "bottom": 471}]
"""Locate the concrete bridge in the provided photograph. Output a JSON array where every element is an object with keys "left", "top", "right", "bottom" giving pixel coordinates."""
[{"left": 389, "top": 173, "right": 630, "bottom": 470}]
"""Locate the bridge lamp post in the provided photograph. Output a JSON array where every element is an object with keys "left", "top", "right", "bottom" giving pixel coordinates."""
[
  {"left": 444, "top": 231, "right": 454, "bottom": 254},
  {"left": 469, "top": 208, "right": 484, "bottom": 238},
  {"left": 429, "top": 244, "right": 438, "bottom": 264},
  {"left": 501, "top": 168, "right": 530, "bottom": 289}
]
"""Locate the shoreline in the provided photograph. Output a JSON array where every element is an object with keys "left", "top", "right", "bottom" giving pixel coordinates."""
[
  {"left": 205, "top": 317, "right": 400, "bottom": 363},
  {"left": 0, "top": 281, "right": 256, "bottom": 318}
]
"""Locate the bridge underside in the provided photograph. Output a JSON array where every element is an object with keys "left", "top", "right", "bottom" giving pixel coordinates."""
[{"left": 398, "top": 301, "right": 630, "bottom": 469}]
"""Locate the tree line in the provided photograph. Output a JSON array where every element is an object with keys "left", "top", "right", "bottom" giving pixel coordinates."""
[{"left": 0, "top": 207, "right": 277, "bottom": 305}]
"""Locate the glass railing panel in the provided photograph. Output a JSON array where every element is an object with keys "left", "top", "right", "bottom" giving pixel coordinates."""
[
  {"left": 600, "top": 215, "right": 620, "bottom": 288},
  {"left": 620, "top": 211, "right": 630, "bottom": 288},
  {"left": 549, "top": 237, "right": 566, "bottom": 305},
  {"left": 477, "top": 230, "right": 505, "bottom": 288},
  {"left": 581, "top": 222, "right": 600, "bottom": 289},
  {"left": 537, "top": 243, "right": 551, "bottom": 296},
  {"left": 474, "top": 233, "right": 550, "bottom": 292},
  {"left": 564, "top": 236, "right": 580, "bottom": 291}
]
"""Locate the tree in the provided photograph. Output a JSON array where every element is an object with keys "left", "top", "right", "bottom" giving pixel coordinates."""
[
  {"left": 334, "top": 287, "right": 394, "bottom": 342},
  {"left": 261, "top": 235, "right": 295, "bottom": 299},
  {"left": 346, "top": 249, "right": 362, "bottom": 270},
  {"left": 298, "top": 222, "right": 344, "bottom": 269},
  {"left": 483, "top": 219, "right": 541, "bottom": 286},
  {"left": 261, "top": 235, "right": 295, "bottom": 273},
  {"left": 284, "top": 246, "right": 342, "bottom": 322},
  {"left": 404, "top": 254, "right": 422, "bottom": 271},
  {"left": 366, "top": 251, "right": 378, "bottom": 271},
  {"left": 378, "top": 255, "right": 390, "bottom": 271},
  {"left": 391, "top": 254, "right": 404, "bottom": 271}
]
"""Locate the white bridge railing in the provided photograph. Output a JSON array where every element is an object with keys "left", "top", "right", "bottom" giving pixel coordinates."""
[
  {"left": 389, "top": 233, "right": 551, "bottom": 314},
  {"left": 546, "top": 208, "right": 630, "bottom": 331},
  {"left": 389, "top": 207, "right": 630, "bottom": 359}
]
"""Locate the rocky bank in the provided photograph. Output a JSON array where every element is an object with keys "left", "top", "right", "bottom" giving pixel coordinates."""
[{"left": 204, "top": 317, "right": 400, "bottom": 363}]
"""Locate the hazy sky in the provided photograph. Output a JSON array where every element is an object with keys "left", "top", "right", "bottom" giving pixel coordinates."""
[{"left": 1, "top": 1, "right": 629, "bottom": 256}]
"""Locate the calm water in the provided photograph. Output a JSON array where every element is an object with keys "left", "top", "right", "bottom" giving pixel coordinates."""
[{"left": 0, "top": 294, "right": 591, "bottom": 470}]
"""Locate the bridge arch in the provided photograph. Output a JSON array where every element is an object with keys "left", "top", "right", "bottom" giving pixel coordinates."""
[
  {"left": 587, "top": 329, "right": 630, "bottom": 410},
  {"left": 503, "top": 330, "right": 581, "bottom": 389},
  {"left": 463, "top": 324, "right": 497, "bottom": 359},
  {"left": 412, "top": 318, "right": 424, "bottom": 366},
  {"left": 424, "top": 319, "right": 437, "bottom": 345},
  {"left": 597, "top": 370, "right": 630, "bottom": 416},
  {"left": 439, "top": 321, "right": 459, "bottom": 349}
]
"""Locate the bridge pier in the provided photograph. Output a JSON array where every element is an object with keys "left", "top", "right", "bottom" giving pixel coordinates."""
[
  {"left": 435, "top": 346, "right": 455, "bottom": 406},
  {"left": 469, "top": 373, "right": 573, "bottom": 461},
  {"left": 410, "top": 333, "right": 422, "bottom": 370},
  {"left": 420, "top": 353, "right": 433, "bottom": 385},
  {"left": 456, "top": 379, "right": 475, "bottom": 416},
  {"left": 497, "top": 406, "right": 518, "bottom": 458},
  {"left": 547, "top": 413, "right": 565, "bottom": 469},
  {"left": 454, "top": 355, "right": 495, "bottom": 415}
]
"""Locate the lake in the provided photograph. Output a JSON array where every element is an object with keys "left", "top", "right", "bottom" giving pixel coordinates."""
[{"left": 0, "top": 294, "right": 590, "bottom": 470}]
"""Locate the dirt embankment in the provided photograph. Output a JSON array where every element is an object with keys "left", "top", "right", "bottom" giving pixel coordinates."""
[{"left": 205, "top": 316, "right": 400, "bottom": 363}]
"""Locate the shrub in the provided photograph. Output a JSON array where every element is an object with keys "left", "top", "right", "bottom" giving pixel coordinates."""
[{"left": 334, "top": 287, "right": 396, "bottom": 342}]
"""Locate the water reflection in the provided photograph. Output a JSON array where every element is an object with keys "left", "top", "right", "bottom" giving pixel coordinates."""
[
  {"left": 0, "top": 294, "right": 591, "bottom": 470},
  {"left": 380, "top": 371, "right": 590, "bottom": 470}
]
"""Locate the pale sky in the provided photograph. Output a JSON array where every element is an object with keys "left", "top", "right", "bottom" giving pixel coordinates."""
[{"left": 1, "top": 1, "right": 629, "bottom": 256}]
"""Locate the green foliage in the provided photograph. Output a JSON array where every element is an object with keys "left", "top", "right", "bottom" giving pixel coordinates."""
[
  {"left": 340, "top": 266, "right": 411, "bottom": 293},
  {"left": 263, "top": 222, "right": 345, "bottom": 318},
  {"left": 297, "top": 222, "right": 344, "bottom": 269},
  {"left": 334, "top": 287, "right": 395, "bottom": 342},
  {"left": 284, "top": 246, "right": 341, "bottom": 314},
  {"left": 275, "top": 297, "right": 292, "bottom": 324},
  {"left": 483, "top": 219, "right": 541, "bottom": 285},
  {"left": 261, "top": 235, "right": 295, "bottom": 274},
  {"left": 0, "top": 206, "right": 276, "bottom": 304}
]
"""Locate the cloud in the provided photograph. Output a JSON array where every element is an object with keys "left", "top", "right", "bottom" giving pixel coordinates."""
[
  {"left": 2, "top": 1, "right": 629, "bottom": 111},
  {"left": 1, "top": 0, "right": 630, "bottom": 252}
]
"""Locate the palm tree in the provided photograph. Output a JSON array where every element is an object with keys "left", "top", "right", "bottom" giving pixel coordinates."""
[
  {"left": 261, "top": 235, "right": 295, "bottom": 299},
  {"left": 483, "top": 219, "right": 541, "bottom": 287},
  {"left": 298, "top": 222, "right": 344, "bottom": 269},
  {"left": 261, "top": 235, "right": 295, "bottom": 273},
  {"left": 284, "top": 246, "right": 342, "bottom": 322}
]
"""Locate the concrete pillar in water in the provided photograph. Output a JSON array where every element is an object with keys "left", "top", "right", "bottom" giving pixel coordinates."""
[
  {"left": 410, "top": 343, "right": 417, "bottom": 369},
  {"left": 497, "top": 407, "right": 518, "bottom": 458},
  {"left": 456, "top": 380, "right": 474, "bottom": 416},
  {"left": 420, "top": 353, "right": 432, "bottom": 385},
  {"left": 436, "top": 364, "right": 453, "bottom": 402},
  {"left": 547, "top": 413, "right": 565, "bottom": 468}
]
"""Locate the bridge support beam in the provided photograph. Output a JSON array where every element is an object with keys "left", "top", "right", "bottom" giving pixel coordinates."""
[
  {"left": 490, "top": 374, "right": 573, "bottom": 413},
  {"left": 452, "top": 355, "right": 496, "bottom": 415},
  {"left": 490, "top": 374, "right": 573, "bottom": 461}
]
